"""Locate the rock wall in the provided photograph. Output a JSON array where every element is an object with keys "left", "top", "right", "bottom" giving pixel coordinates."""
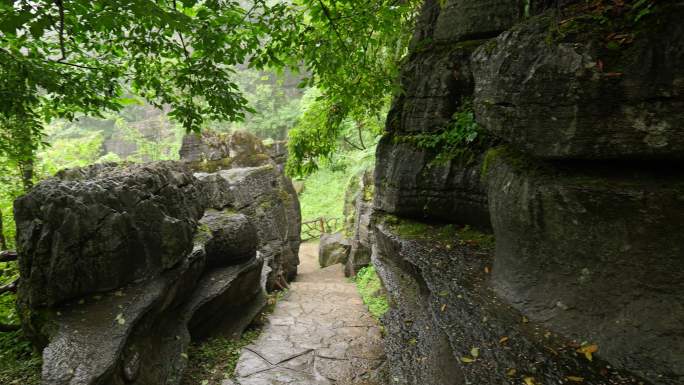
[
  {"left": 373, "top": 1, "right": 684, "bottom": 384},
  {"left": 14, "top": 131, "right": 302, "bottom": 384}
]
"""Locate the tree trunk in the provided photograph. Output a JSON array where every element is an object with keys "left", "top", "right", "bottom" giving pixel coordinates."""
[
  {"left": 0, "top": 206, "right": 6, "bottom": 251},
  {"left": 20, "top": 157, "right": 34, "bottom": 191}
]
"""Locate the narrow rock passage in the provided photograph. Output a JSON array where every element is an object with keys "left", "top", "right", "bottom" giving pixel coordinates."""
[{"left": 229, "top": 242, "right": 386, "bottom": 385}]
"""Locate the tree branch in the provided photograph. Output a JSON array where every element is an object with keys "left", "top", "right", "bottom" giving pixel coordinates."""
[
  {"left": 0, "top": 323, "right": 20, "bottom": 332},
  {"left": 343, "top": 136, "right": 363, "bottom": 151},
  {"left": 317, "top": 0, "right": 350, "bottom": 54},
  {"left": 172, "top": 0, "right": 191, "bottom": 61},
  {"left": 55, "top": 0, "right": 66, "bottom": 61},
  {"left": 0, "top": 251, "right": 17, "bottom": 263},
  {"left": 0, "top": 279, "right": 18, "bottom": 295},
  {"left": 356, "top": 120, "right": 366, "bottom": 149}
]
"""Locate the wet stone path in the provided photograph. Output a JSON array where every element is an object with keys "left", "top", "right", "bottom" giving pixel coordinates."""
[{"left": 227, "top": 242, "right": 386, "bottom": 385}]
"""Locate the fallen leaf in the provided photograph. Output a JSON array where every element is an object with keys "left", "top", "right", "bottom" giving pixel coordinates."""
[
  {"left": 506, "top": 368, "right": 517, "bottom": 377},
  {"left": 577, "top": 344, "right": 599, "bottom": 361},
  {"left": 441, "top": 304, "right": 447, "bottom": 312},
  {"left": 524, "top": 376, "right": 536, "bottom": 385},
  {"left": 484, "top": 266, "right": 490, "bottom": 273},
  {"left": 567, "top": 376, "right": 585, "bottom": 382},
  {"left": 470, "top": 347, "right": 480, "bottom": 358},
  {"left": 522, "top": 316, "right": 529, "bottom": 324},
  {"left": 460, "top": 356, "right": 474, "bottom": 363},
  {"left": 499, "top": 336, "right": 509, "bottom": 344}
]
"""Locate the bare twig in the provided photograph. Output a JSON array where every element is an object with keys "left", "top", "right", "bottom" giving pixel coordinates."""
[{"left": 0, "top": 251, "right": 17, "bottom": 263}]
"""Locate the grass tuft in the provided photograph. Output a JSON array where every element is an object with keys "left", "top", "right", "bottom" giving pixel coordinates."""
[{"left": 353, "top": 266, "right": 389, "bottom": 319}]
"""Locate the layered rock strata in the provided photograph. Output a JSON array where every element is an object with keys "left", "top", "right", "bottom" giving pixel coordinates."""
[{"left": 373, "top": 1, "right": 684, "bottom": 384}]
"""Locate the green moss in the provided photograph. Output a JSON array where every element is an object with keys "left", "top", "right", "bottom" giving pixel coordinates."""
[
  {"left": 480, "top": 146, "right": 504, "bottom": 181},
  {"left": 486, "top": 145, "right": 553, "bottom": 177},
  {"left": 189, "top": 158, "right": 234, "bottom": 173},
  {"left": 362, "top": 183, "right": 374, "bottom": 202},
  {"left": 353, "top": 266, "right": 389, "bottom": 319},
  {"left": 384, "top": 215, "right": 495, "bottom": 250}
]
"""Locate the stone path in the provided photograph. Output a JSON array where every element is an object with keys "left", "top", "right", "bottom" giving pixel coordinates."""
[{"left": 228, "top": 242, "right": 386, "bottom": 385}]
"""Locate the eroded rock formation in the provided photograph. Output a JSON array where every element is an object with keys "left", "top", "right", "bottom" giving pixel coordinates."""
[
  {"left": 14, "top": 131, "right": 301, "bottom": 385},
  {"left": 181, "top": 130, "right": 302, "bottom": 289},
  {"left": 372, "top": 1, "right": 684, "bottom": 384}
]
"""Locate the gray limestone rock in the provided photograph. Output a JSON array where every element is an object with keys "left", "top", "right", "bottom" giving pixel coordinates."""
[
  {"left": 374, "top": 137, "right": 490, "bottom": 229},
  {"left": 197, "top": 165, "right": 301, "bottom": 289},
  {"left": 197, "top": 210, "right": 258, "bottom": 268},
  {"left": 473, "top": 4, "right": 684, "bottom": 160},
  {"left": 486, "top": 149, "right": 684, "bottom": 383},
  {"left": 14, "top": 162, "right": 205, "bottom": 308},
  {"left": 432, "top": 0, "right": 521, "bottom": 43},
  {"left": 373, "top": 218, "right": 651, "bottom": 385},
  {"left": 343, "top": 167, "right": 375, "bottom": 277},
  {"left": 318, "top": 232, "right": 351, "bottom": 268}
]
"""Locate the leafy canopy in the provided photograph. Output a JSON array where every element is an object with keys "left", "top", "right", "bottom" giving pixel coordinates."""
[
  {"left": 285, "top": 0, "right": 421, "bottom": 176},
  {"left": 0, "top": 0, "right": 422, "bottom": 177}
]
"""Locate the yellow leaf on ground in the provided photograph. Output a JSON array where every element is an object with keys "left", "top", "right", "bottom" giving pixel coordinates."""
[
  {"left": 470, "top": 347, "right": 479, "bottom": 358},
  {"left": 577, "top": 344, "right": 598, "bottom": 361},
  {"left": 460, "top": 356, "right": 474, "bottom": 363},
  {"left": 567, "top": 376, "right": 585, "bottom": 382},
  {"left": 499, "top": 336, "right": 509, "bottom": 344},
  {"left": 524, "top": 376, "right": 536, "bottom": 385},
  {"left": 441, "top": 304, "right": 447, "bottom": 312},
  {"left": 506, "top": 368, "right": 517, "bottom": 377}
]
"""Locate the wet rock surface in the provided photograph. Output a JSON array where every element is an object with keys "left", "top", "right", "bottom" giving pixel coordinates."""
[
  {"left": 373, "top": 220, "right": 651, "bottom": 385},
  {"left": 374, "top": 1, "right": 684, "bottom": 384},
  {"left": 232, "top": 243, "right": 386, "bottom": 385},
  {"left": 486, "top": 151, "right": 684, "bottom": 382},
  {"left": 374, "top": 138, "right": 490, "bottom": 229}
]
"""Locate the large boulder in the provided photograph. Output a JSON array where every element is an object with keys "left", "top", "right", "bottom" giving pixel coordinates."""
[
  {"left": 318, "top": 232, "right": 351, "bottom": 268},
  {"left": 473, "top": 3, "right": 684, "bottom": 159},
  {"left": 15, "top": 161, "right": 270, "bottom": 385},
  {"left": 378, "top": 1, "right": 492, "bottom": 229},
  {"left": 197, "top": 210, "right": 258, "bottom": 269},
  {"left": 486, "top": 149, "right": 684, "bottom": 382},
  {"left": 432, "top": 0, "right": 521, "bottom": 43},
  {"left": 342, "top": 167, "right": 376, "bottom": 276},
  {"left": 14, "top": 162, "right": 205, "bottom": 308},
  {"left": 203, "top": 166, "right": 300, "bottom": 286},
  {"left": 181, "top": 130, "right": 302, "bottom": 289}
]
